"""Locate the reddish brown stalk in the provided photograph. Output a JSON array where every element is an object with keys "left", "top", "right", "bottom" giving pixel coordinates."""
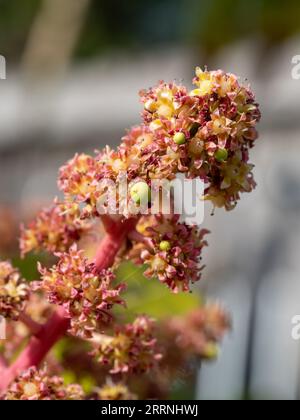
[
  {"left": 0, "top": 355, "right": 8, "bottom": 370},
  {"left": 0, "top": 217, "right": 136, "bottom": 393}
]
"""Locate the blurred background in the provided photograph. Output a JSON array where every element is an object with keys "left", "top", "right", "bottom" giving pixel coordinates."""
[{"left": 1, "top": 0, "right": 300, "bottom": 400}]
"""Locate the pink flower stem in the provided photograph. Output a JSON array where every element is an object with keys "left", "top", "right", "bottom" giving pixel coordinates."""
[
  {"left": 95, "top": 217, "right": 137, "bottom": 269},
  {"left": 0, "top": 217, "right": 137, "bottom": 393},
  {"left": 0, "top": 355, "right": 7, "bottom": 370}
]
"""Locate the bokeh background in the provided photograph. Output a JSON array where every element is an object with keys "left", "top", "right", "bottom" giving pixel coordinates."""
[{"left": 1, "top": 0, "right": 300, "bottom": 400}]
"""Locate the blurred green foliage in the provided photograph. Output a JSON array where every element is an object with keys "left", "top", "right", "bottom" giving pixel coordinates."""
[{"left": 190, "top": 0, "right": 300, "bottom": 55}]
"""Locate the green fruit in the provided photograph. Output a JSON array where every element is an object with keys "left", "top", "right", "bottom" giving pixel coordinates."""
[
  {"left": 130, "top": 182, "right": 150, "bottom": 205},
  {"left": 159, "top": 241, "right": 171, "bottom": 252},
  {"left": 215, "top": 148, "right": 228, "bottom": 162},
  {"left": 173, "top": 132, "right": 186, "bottom": 145}
]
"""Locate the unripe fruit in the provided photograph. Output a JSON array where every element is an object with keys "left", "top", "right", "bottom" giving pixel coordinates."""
[
  {"left": 215, "top": 148, "right": 228, "bottom": 162},
  {"left": 130, "top": 182, "right": 151, "bottom": 205},
  {"left": 90, "top": 278, "right": 100, "bottom": 288},
  {"left": 173, "top": 132, "right": 186, "bottom": 145}
]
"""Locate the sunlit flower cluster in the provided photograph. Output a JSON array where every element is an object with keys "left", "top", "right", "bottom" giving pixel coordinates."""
[
  {"left": 57, "top": 68, "right": 260, "bottom": 218},
  {"left": 2, "top": 367, "right": 84, "bottom": 400},
  {"left": 36, "top": 245, "right": 125, "bottom": 337},
  {"left": 92, "top": 316, "right": 162, "bottom": 374},
  {"left": 140, "top": 67, "right": 260, "bottom": 210},
  {"left": 0, "top": 261, "right": 29, "bottom": 320},
  {"left": 129, "top": 214, "right": 209, "bottom": 292},
  {"left": 20, "top": 204, "right": 89, "bottom": 257}
]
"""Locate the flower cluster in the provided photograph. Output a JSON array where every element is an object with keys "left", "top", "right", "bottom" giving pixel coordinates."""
[
  {"left": 20, "top": 204, "right": 89, "bottom": 257},
  {"left": 129, "top": 214, "right": 209, "bottom": 292},
  {"left": 58, "top": 68, "right": 260, "bottom": 218},
  {"left": 139, "top": 68, "right": 260, "bottom": 210},
  {"left": 92, "top": 316, "right": 162, "bottom": 374},
  {"left": 2, "top": 367, "right": 84, "bottom": 400},
  {"left": 36, "top": 245, "right": 125, "bottom": 337},
  {"left": 163, "top": 304, "right": 231, "bottom": 360},
  {"left": 0, "top": 293, "right": 53, "bottom": 362},
  {"left": 94, "top": 382, "right": 137, "bottom": 400},
  {"left": 0, "top": 261, "right": 29, "bottom": 320}
]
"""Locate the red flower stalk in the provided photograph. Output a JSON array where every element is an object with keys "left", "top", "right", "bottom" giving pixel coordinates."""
[
  {"left": 0, "top": 67, "right": 260, "bottom": 398},
  {"left": 36, "top": 244, "right": 126, "bottom": 338},
  {"left": 0, "top": 217, "right": 136, "bottom": 393}
]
